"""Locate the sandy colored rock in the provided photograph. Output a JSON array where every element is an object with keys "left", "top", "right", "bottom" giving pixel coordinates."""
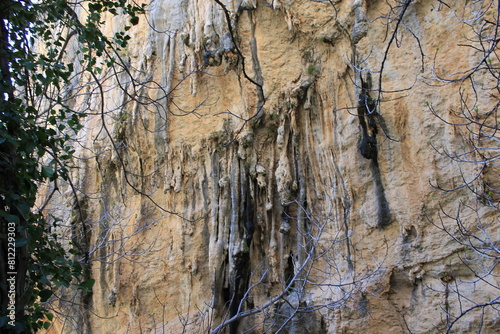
[{"left": 41, "top": 1, "right": 499, "bottom": 333}]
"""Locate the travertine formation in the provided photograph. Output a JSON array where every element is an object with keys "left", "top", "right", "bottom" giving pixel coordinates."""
[{"left": 43, "top": 1, "right": 499, "bottom": 333}]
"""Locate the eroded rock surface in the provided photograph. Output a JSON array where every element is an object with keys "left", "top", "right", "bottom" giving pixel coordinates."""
[{"left": 43, "top": 1, "right": 499, "bottom": 333}]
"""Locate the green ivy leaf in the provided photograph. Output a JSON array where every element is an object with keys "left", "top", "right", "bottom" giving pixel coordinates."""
[
  {"left": 77, "top": 279, "right": 95, "bottom": 292},
  {"left": 40, "top": 276, "right": 50, "bottom": 285},
  {"left": 39, "top": 289, "right": 53, "bottom": 302},
  {"left": 41, "top": 166, "right": 55, "bottom": 178},
  {"left": 5, "top": 214, "right": 20, "bottom": 224},
  {"left": 130, "top": 16, "right": 139, "bottom": 25}
]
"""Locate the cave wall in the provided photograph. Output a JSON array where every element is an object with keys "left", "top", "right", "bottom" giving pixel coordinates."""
[{"left": 43, "top": 0, "right": 499, "bottom": 333}]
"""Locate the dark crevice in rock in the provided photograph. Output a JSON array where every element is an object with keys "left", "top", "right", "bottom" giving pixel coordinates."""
[
  {"left": 284, "top": 252, "right": 295, "bottom": 289},
  {"left": 357, "top": 75, "right": 391, "bottom": 228},
  {"left": 228, "top": 251, "right": 251, "bottom": 334},
  {"left": 226, "top": 158, "right": 254, "bottom": 333},
  {"left": 244, "top": 172, "right": 255, "bottom": 243}
]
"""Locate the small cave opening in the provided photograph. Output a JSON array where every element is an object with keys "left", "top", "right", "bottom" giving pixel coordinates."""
[
  {"left": 221, "top": 253, "right": 230, "bottom": 307},
  {"left": 403, "top": 225, "right": 418, "bottom": 244},
  {"left": 222, "top": 286, "right": 230, "bottom": 308},
  {"left": 284, "top": 252, "right": 295, "bottom": 289}
]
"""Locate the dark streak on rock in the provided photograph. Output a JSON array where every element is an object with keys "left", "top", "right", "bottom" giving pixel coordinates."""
[{"left": 357, "top": 75, "right": 391, "bottom": 228}]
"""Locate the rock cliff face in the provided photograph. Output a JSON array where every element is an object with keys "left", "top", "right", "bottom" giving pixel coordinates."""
[{"left": 44, "top": 1, "right": 499, "bottom": 333}]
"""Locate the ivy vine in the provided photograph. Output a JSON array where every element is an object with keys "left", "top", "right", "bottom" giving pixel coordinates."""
[{"left": 0, "top": 1, "right": 144, "bottom": 332}]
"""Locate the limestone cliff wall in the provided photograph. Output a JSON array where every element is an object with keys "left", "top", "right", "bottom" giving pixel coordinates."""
[{"left": 43, "top": 0, "right": 499, "bottom": 333}]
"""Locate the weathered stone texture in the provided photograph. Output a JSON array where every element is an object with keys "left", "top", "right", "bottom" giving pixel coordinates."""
[{"left": 43, "top": 1, "right": 499, "bottom": 333}]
